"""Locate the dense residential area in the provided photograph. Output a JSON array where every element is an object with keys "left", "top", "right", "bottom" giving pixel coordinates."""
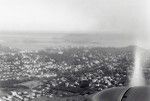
[{"left": 0, "top": 45, "right": 149, "bottom": 101}]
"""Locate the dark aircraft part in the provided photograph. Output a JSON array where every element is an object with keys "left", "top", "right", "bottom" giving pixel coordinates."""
[{"left": 90, "top": 86, "right": 150, "bottom": 101}]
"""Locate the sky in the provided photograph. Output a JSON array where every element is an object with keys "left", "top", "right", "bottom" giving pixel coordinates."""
[{"left": 0, "top": 0, "right": 149, "bottom": 48}]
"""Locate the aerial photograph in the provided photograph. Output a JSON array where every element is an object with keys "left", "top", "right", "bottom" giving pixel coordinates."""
[{"left": 0, "top": 0, "right": 150, "bottom": 101}]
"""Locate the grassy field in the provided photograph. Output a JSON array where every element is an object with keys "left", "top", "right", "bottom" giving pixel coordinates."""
[
  {"left": 32, "top": 95, "right": 88, "bottom": 101},
  {"left": 19, "top": 80, "right": 43, "bottom": 89}
]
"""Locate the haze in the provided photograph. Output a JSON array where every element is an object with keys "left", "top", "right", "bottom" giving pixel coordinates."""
[{"left": 0, "top": 0, "right": 149, "bottom": 49}]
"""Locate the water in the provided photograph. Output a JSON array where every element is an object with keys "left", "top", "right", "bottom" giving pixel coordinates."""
[{"left": 130, "top": 47, "right": 145, "bottom": 87}]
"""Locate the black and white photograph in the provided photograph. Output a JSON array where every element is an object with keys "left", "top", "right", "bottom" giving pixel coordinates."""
[{"left": 0, "top": 0, "right": 149, "bottom": 101}]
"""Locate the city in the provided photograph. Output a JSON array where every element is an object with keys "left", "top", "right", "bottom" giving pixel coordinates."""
[{"left": 0, "top": 45, "right": 145, "bottom": 101}]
